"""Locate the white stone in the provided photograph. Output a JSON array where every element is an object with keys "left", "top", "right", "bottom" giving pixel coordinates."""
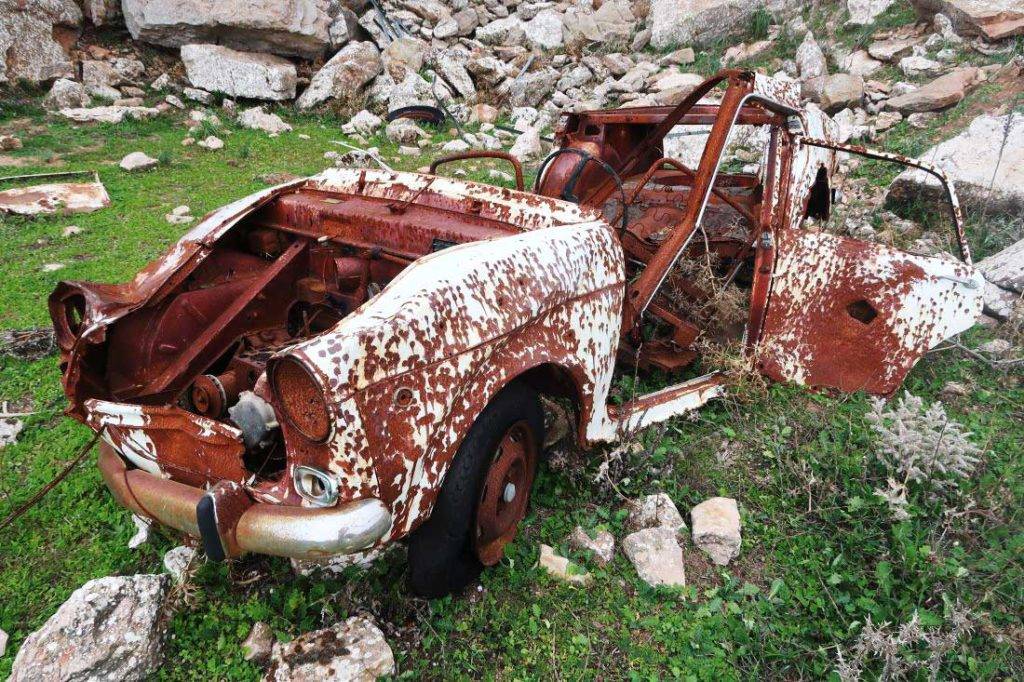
[
  {"left": 0, "top": 0, "right": 80, "bottom": 84},
  {"left": 568, "top": 526, "right": 615, "bottom": 565},
  {"left": 847, "top": 0, "right": 895, "bottom": 24},
  {"left": 441, "top": 139, "right": 470, "bottom": 153},
  {"left": 238, "top": 106, "right": 293, "bottom": 134},
  {"left": 163, "top": 545, "right": 197, "bottom": 582},
  {"left": 62, "top": 224, "right": 83, "bottom": 237},
  {"left": 476, "top": 16, "right": 526, "bottom": 45},
  {"left": 650, "top": 0, "right": 761, "bottom": 49},
  {"left": 265, "top": 616, "right": 395, "bottom": 681},
  {"left": 796, "top": 32, "right": 828, "bottom": 80},
  {"left": 197, "top": 135, "right": 224, "bottom": 150},
  {"left": 44, "top": 78, "right": 90, "bottom": 111},
  {"left": 690, "top": 497, "right": 742, "bottom": 566},
  {"left": 908, "top": 0, "right": 1024, "bottom": 41},
  {"left": 627, "top": 492, "right": 686, "bottom": 532},
  {"left": 978, "top": 237, "right": 1024, "bottom": 295},
  {"left": 538, "top": 544, "right": 592, "bottom": 584},
  {"left": 150, "top": 72, "right": 171, "bottom": 90},
  {"left": 296, "top": 41, "right": 381, "bottom": 109},
  {"left": 183, "top": 87, "right": 214, "bottom": 104},
  {"left": 0, "top": 627, "right": 7, "bottom": 658},
  {"left": 242, "top": 622, "right": 274, "bottom": 662},
  {"left": 9, "top": 575, "right": 169, "bottom": 681},
  {"left": 342, "top": 109, "right": 384, "bottom": 135},
  {"left": 122, "top": 0, "right": 333, "bottom": 59},
  {"left": 120, "top": 151, "right": 159, "bottom": 171},
  {"left": 181, "top": 44, "right": 296, "bottom": 101},
  {"left": 887, "top": 112, "right": 1024, "bottom": 216},
  {"left": 622, "top": 527, "right": 687, "bottom": 587},
  {"left": 525, "top": 8, "right": 564, "bottom": 50},
  {"left": 899, "top": 54, "right": 945, "bottom": 78},
  {"left": 509, "top": 127, "right": 542, "bottom": 160},
  {"left": 128, "top": 513, "right": 152, "bottom": 548}
]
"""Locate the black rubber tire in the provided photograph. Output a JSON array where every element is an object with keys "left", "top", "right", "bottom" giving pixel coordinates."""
[{"left": 407, "top": 381, "right": 544, "bottom": 599}]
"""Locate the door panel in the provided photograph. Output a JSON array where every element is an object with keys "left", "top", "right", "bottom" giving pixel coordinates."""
[{"left": 756, "top": 230, "right": 983, "bottom": 395}]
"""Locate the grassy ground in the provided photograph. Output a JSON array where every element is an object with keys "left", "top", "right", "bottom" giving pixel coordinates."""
[{"left": 2, "top": 29, "right": 1023, "bottom": 682}]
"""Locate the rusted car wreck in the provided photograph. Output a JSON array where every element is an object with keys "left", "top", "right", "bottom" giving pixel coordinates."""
[{"left": 50, "top": 70, "right": 982, "bottom": 596}]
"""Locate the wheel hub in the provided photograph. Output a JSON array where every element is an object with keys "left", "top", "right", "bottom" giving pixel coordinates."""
[{"left": 474, "top": 421, "right": 538, "bottom": 566}]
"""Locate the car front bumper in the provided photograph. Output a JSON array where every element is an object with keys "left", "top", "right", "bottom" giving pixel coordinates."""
[{"left": 97, "top": 441, "right": 391, "bottom": 561}]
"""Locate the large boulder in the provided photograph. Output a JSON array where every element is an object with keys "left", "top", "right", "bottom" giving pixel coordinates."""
[
  {"left": 508, "top": 67, "right": 560, "bottom": 108},
  {"left": 44, "top": 79, "right": 91, "bottom": 111},
  {"left": 265, "top": 616, "right": 395, "bottom": 681},
  {"left": 847, "top": 0, "right": 895, "bottom": 24},
  {"left": 887, "top": 112, "right": 1024, "bottom": 217},
  {"left": 977, "top": 238, "right": 1024, "bottom": 298},
  {"left": 0, "top": 0, "right": 80, "bottom": 84},
  {"left": 9, "top": 575, "right": 169, "bottom": 681},
  {"left": 909, "top": 0, "right": 1024, "bottom": 40},
  {"left": 649, "top": 0, "right": 760, "bottom": 49},
  {"left": 476, "top": 16, "right": 526, "bottom": 46},
  {"left": 525, "top": 8, "right": 565, "bottom": 50},
  {"left": 296, "top": 41, "right": 381, "bottom": 109},
  {"left": 181, "top": 44, "right": 297, "bottom": 101},
  {"left": 564, "top": 0, "right": 636, "bottom": 48},
  {"left": 121, "top": 0, "right": 333, "bottom": 59},
  {"left": 883, "top": 67, "right": 979, "bottom": 113}
]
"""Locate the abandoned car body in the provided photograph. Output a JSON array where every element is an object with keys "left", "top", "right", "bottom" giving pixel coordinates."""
[{"left": 50, "top": 71, "right": 983, "bottom": 596}]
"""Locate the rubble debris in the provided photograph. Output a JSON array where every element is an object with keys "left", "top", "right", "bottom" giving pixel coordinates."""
[
  {"left": 165, "top": 205, "right": 194, "bottom": 224},
  {"left": 622, "top": 527, "right": 687, "bottom": 588},
  {"left": 0, "top": 171, "right": 111, "bottom": 216},
  {"left": 0, "top": 328, "right": 56, "bottom": 360},
  {"left": 183, "top": 87, "right": 214, "bottom": 104},
  {"left": 242, "top": 622, "right": 275, "bottom": 663},
  {"left": 120, "top": 151, "right": 159, "bottom": 171},
  {"left": 162, "top": 545, "right": 197, "bottom": 582},
  {"left": 690, "top": 497, "right": 742, "bottom": 566},
  {"left": 538, "top": 544, "right": 592, "bottom": 584},
  {"left": 9, "top": 574, "right": 170, "bottom": 682},
  {"left": 181, "top": 43, "right": 297, "bottom": 101},
  {"left": 265, "top": 616, "right": 395, "bottom": 682},
  {"left": 342, "top": 110, "right": 384, "bottom": 136},
  {"left": 626, "top": 493, "right": 686, "bottom": 533},
  {"left": 238, "top": 106, "right": 293, "bottom": 135},
  {"left": 848, "top": 0, "right": 896, "bottom": 24},
  {"left": 568, "top": 526, "right": 615, "bottom": 565}
]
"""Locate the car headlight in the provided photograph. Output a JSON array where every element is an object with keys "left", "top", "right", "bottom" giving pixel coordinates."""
[{"left": 270, "top": 357, "right": 331, "bottom": 442}]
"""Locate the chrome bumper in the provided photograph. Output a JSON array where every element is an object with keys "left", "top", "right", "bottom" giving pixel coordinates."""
[{"left": 97, "top": 442, "right": 391, "bottom": 560}]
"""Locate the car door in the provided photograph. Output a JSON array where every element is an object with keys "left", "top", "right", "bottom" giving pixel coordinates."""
[{"left": 754, "top": 138, "right": 985, "bottom": 396}]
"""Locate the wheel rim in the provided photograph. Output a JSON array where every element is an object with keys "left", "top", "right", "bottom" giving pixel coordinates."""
[{"left": 474, "top": 420, "right": 538, "bottom": 566}]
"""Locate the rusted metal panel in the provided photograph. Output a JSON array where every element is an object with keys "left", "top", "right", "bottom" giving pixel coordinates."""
[
  {"left": 756, "top": 230, "right": 983, "bottom": 394},
  {"left": 0, "top": 171, "right": 110, "bottom": 216}
]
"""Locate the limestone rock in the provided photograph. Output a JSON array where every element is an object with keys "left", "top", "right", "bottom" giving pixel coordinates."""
[
  {"left": 83, "top": 0, "right": 121, "bottom": 26},
  {"left": 61, "top": 105, "right": 160, "bottom": 123},
  {"left": 868, "top": 37, "right": 919, "bottom": 62},
  {"left": 265, "top": 616, "right": 395, "bottom": 682},
  {"left": 243, "top": 622, "right": 275, "bottom": 663},
  {"left": 120, "top": 151, "right": 159, "bottom": 171},
  {"left": 848, "top": 0, "right": 895, "bottom": 24},
  {"left": 0, "top": 0, "right": 80, "bottom": 84},
  {"left": 122, "top": 0, "right": 333, "bottom": 59},
  {"left": 183, "top": 87, "right": 214, "bottom": 104},
  {"left": 469, "top": 103, "right": 498, "bottom": 124},
  {"left": 162, "top": 545, "right": 197, "bottom": 581},
  {"left": 433, "top": 8, "right": 478, "bottom": 39},
  {"left": 296, "top": 41, "right": 381, "bottom": 109},
  {"left": 431, "top": 48, "right": 475, "bottom": 99},
  {"left": 509, "top": 67, "right": 560, "bottom": 108},
  {"left": 44, "top": 79, "right": 90, "bottom": 111},
  {"left": 0, "top": 627, "right": 7, "bottom": 658},
  {"left": 796, "top": 32, "right": 828, "bottom": 80},
  {"left": 383, "top": 37, "right": 428, "bottom": 78},
  {"left": 978, "top": 237, "right": 1024, "bottom": 295},
  {"left": 509, "top": 127, "right": 543, "bottom": 160},
  {"left": 477, "top": 16, "right": 526, "bottom": 46},
  {"left": 899, "top": 54, "right": 945, "bottom": 78},
  {"left": 538, "top": 544, "right": 592, "bottom": 584},
  {"left": 385, "top": 118, "right": 424, "bottom": 144},
  {"left": 341, "top": 109, "right": 383, "bottom": 135},
  {"left": 238, "top": 106, "right": 293, "bottom": 134},
  {"left": 884, "top": 66, "right": 979, "bottom": 113},
  {"left": 818, "top": 73, "right": 865, "bottom": 113},
  {"left": 564, "top": 0, "right": 636, "bottom": 48},
  {"left": 690, "top": 496, "right": 742, "bottom": 566},
  {"left": 181, "top": 44, "right": 296, "bottom": 101},
  {"left": 622, "top": 527, "right": 686, "bottom": 587},
  {"left": 568, "top": 526, "right": 615, "bottom": 565},
  {"left": 909, "top": 0, "right": 1024, "bottom": 40},
  {"left": 887, "top": 112, "right": 1024, "bottom": 216},
  {"left": 842, "top": 50, "right": 883, "bottom": 77},
  {"left": 9, "top": 575, "right": 169, "bottom": 681},
  {"left": 626, "top": 492, "right": 686, "bottom": 532},
  {"left": 649, "top": 0, "right": 759, "bottom": 49},
  {"left": 525, "top": 8, "right": 564, "bottom": 50}
]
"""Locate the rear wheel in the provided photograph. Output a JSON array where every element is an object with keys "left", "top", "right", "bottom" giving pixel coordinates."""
[{"left": 407, "top": 382, "right": 543, "bottom": 598}]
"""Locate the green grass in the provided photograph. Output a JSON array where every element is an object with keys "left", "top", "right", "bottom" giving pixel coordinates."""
[{"left": 2, "top": 52, "right": 1023, "bottom": 681}]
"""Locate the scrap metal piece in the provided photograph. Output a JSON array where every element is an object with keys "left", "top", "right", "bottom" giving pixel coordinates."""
[{"left": 0, "top": 171, "right": 110, "bottom": 216}]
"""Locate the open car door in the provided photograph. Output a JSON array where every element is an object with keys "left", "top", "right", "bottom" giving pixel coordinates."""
[{"left": 754, "top": 138, "right": 985, "bottom": 396}]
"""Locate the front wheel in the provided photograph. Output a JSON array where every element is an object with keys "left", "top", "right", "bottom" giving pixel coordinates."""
[{"left": 407, "top": 382, "right": 543, "bottom": 598}]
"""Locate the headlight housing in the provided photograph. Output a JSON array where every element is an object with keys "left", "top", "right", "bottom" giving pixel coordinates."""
[{"left": 271, "top": 357, "right": 331, "bottom": 442}]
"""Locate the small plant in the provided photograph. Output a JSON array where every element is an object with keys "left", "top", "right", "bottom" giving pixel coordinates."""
[
  {"left": 866, "top": 392, "right": 982, "bottom": 497},
  {"left": 236, "top": 143, "right": 251, "bottom": 160},
  {"left": 157, "top": 150, "right": 172, "bottom": 166},
  {"left": 834, "top": 607, "right": 974, "bottom": 681},
  {"left": 749, "top": 8, "right": 772, "bottom": 41}
]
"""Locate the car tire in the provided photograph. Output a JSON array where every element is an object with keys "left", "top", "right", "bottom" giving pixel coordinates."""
[{"left": 407, "top": 381, "right": 544, "bottom": 599}]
